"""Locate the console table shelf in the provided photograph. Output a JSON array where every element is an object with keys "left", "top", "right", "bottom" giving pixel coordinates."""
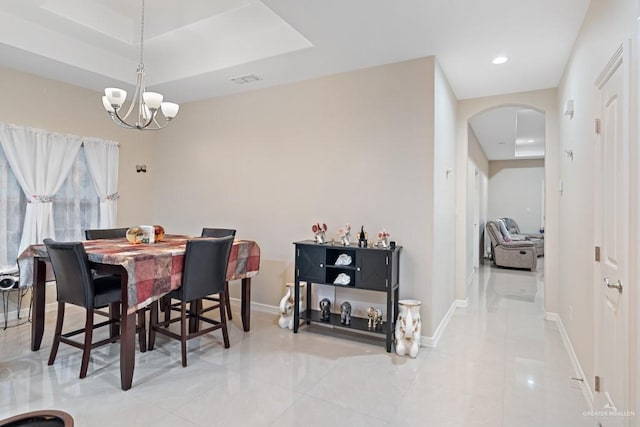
[
  {"left": 303, "top": 309, "right": 389, "bottom": 334},
  {"left": 293, "top": 240, "right": 401, "bottom": 352}
]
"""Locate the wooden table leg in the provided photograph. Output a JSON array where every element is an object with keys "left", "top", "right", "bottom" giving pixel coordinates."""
[
  {"left": 241, "top": 278, "right": 251, "bottom": 332},
  {"left": 31, "top": 259, "right": 46, "bottom": 351},
  {"left": 119, "top": 272, "right": 135, "bottom": 390}
]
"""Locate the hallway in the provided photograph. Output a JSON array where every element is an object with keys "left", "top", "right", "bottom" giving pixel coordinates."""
[{"left": 413, "top": 259, "right": 592, "bottom": 425}]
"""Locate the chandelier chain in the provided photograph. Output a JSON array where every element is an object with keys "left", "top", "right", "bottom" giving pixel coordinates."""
[{"left": 139, "top": 0, "right": 145, "bottom": 66}]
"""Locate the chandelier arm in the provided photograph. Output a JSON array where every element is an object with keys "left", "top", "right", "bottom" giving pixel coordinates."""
[
  {"left": 152, "top": 115, "right": 168, "bottom": 128},
  {"left": 109, "top": 113, "right": 137, "bottom": 129},
  {"left": 138, "top": 111, "right": 157, "bottom": 130}
]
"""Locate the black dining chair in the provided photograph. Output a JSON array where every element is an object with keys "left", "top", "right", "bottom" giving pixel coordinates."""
[
  {"left": 200, "top": 228, "right": 236, "bottom": 319},
  {"left": 84, "top": 227, "right": 149, "bottom": 341},
  {"left": 44, "top": 239, "right": 146, "bottom": 378},
  {"left": 149, "top": 236, "right": 234, "bottom": 367},
  {"left": 84, "top": 228, "right": 128, "bottom": 240}
]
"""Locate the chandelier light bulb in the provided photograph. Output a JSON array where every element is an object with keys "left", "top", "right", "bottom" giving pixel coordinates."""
[
  {"left": 102, "top": 96, "right": 115, "bottom": 113},
  {"left": 105, "top": 88, "right": 127, "bottom": 109},
  {"left": 142, "top": 92, "right": 163, "bottom": 110},
  {"left": 160, "top": 102, "right": 179, "bottom": 119}
]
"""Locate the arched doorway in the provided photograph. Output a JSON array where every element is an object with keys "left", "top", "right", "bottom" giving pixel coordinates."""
[{"left": 454, "top": 90, "right": 559, "bottom": 314}]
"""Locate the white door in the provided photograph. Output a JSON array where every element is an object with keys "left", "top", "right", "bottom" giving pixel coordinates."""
[{"left": 594, "top": 44, "right": 630, "bottom": 426}]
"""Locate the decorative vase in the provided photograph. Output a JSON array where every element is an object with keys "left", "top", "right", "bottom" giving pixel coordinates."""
[
  {"left": 278, "top": 282, "right": 305, "bottom": 330},
  {"left": 395, "top": 299, "right": 421, "bottom": 358}
]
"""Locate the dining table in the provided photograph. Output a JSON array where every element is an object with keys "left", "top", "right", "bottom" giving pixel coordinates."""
[{"left": 19, "top": 234, "right": 261, "bottom": 390}]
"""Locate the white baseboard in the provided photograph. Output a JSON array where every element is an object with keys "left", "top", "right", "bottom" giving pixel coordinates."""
[
  {"left": 421, "top": 300, "right": 457, "bottom": 348},
  {"left": 545, "top": 312, "right": 594, "bottom": 411},
  {"left": 228, "top": 297, "right": 279, "bottom": 315},
  {"left": 456, "top": 298, "right": 469, "bottom": 308}
]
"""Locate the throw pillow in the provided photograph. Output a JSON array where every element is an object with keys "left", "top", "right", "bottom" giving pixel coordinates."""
[{"left": 496, "top": 218, "right": 512, "bottom": 240}]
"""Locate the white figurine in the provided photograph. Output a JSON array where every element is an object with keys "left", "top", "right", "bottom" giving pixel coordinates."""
[
  {"left": 278, "top": 287, "right": 294, "bottom": 329},
  {"left": 312, "top": 223, "right": 328, "bottom": 244},
  {"left": 337, "top": 224, "right": 351, "bottom": 246},
  {"left": 278, "top": 283, "right": 305, "bottom": 330}
]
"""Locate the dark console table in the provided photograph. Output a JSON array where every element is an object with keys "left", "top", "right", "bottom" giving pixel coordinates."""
[{"left": 293, "top": 240, "right": 401, "bottom": 352}]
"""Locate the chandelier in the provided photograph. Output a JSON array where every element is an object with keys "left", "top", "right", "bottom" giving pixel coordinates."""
[{"left": 101, "top": 0, "right": 179, "bottom": 130}]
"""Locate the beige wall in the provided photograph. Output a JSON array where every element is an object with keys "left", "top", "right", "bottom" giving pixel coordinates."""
[
  {"left": 488, "top": 160, "right": 545, "bottom": 234},
  {"left": 489, "top": 159, "right": 544, "bottom": 176},
  {"left": 0, "top": 66, "right": 155, "bottom": 228},
  {"left": 468, "top": 125, "right": 489, "bottom": 177},
  {"left": 151, "top": 57, "right": 456, "bottom": 336},
  {"left": 466, "top": 126, "right": 489, "bottom": 282},
  {"left": 455, "top": 89, "right": 559, "bottom": 309},
  {"left": 0, "top": 57, "right": 459, "bottom": 338},
  {"left": 432, "top": 61, "right": 458, "bottom": 328},
  {"left": 556, "top": 0, "right": 639, "bottom": 411}
]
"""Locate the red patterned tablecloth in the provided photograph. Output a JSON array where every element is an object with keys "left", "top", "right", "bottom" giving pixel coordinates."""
[{"left": 20, "top": 235, "right": 260, "bottom": 314}]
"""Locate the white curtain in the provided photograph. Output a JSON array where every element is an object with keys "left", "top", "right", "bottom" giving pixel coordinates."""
[
  {"left": 83, "top": 138, "right": 119, "bottom": 228},
  {"left": 0, "top": 144, "right": 25, "bottom": 274},
  {"left": 0, "top": 124, "right": 82, "bottom": 255},
  {"left": 54, "top": 149, "right": 100, "bottom": 242}
]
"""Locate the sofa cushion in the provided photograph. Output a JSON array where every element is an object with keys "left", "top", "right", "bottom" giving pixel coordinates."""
[{"left": 502, "top": 217, "right": 520, "bottom": 234}]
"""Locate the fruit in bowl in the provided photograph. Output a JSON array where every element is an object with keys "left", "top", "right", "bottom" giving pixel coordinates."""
[{"left": 153, "top": 225, "right": 165, "bottom": 242}]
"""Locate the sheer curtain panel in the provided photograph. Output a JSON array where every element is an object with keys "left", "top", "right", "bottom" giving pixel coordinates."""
[
  {"left": 53, "top": 149, "right": 100, "bottom": 242},
  {"left": 83, "top": 138, "right": 119, "bottom": 228},
  {"left": 0, "top": 124, "right": 82, "bottom": 255},
  {"left": 0, "top": 144, "right": 25, "bottom": 274}
]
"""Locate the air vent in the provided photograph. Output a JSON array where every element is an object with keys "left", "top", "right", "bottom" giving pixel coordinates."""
[{"left": 230, "top": 74, "right": 263, "bottom": 85}]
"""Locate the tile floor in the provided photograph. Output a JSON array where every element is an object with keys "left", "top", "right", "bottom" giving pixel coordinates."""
[{"left": 0, "top": 260, "right": 595, "bottom": 426}]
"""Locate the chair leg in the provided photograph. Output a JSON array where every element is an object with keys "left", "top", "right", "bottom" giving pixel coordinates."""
[
  {"left": 188, "top": 300, "right": 201, "bottom": 333},
  {"left": 163, "top": 296, "right": 171, "bottom": 326},
  {"left": 108, "top": 302, "right": 120, "bottom": 339},
  {"left": 2, "top": 291, "right": 8, "bottom": 330},
  {"left": 219, "top": 291, "right": 230, "bottom": 349},
  {"left": 48, "top": 302, "right": 65, "bottom": 366},
  {"left": 225, "top": 281, "right": 232, "bottom": 320},
  {"left": 148, "top": 301, "right": 158, "bottom": 351},
  {"left": 79, "top": 309, "right": 94, "bottom": 379},
  {"left": 181, "top": 302, "right": 188, "bottom": 367},
  {"left": 138, "top": 309, "right": 147, "bottom": 353}
]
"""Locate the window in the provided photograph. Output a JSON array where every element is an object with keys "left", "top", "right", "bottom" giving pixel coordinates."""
[
  {"left": 0, "top": 146, "right": 101, "bottom": 271},
  {"left": 53, "top": 149, "right": 100, "bottom": 242}
]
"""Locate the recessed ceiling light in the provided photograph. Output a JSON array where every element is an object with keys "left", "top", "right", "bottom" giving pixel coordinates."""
[
  {"left": 492, "top": 56, "right": 509, "bottom": 65},
  {"left": 528, "top": 139, "right": 534, "bottom": 143}
]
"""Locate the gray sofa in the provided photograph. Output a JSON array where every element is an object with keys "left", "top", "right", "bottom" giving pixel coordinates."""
[
  {"left": 502, "top": 217, "right": 544, "bottom": 256},
  {"left": 486, "top": 220, "right": 537, "bottom": 270}
]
